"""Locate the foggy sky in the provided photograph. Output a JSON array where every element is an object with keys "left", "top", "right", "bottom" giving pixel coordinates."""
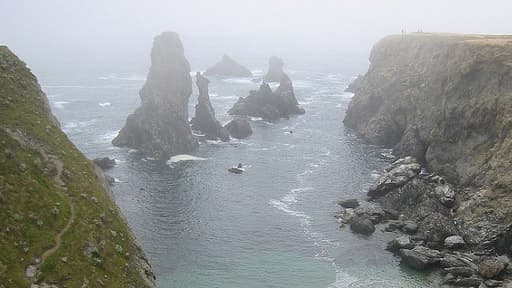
[{"left": 1, "top": 0, "right": 511, "bottom": 76}]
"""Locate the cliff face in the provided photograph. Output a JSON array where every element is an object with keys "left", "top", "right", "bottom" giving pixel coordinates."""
[
  {"left": 0, "top": 47, "right": 155, "bottom": 287},
  {"left": 344, "top": 33, "right": 512, "bottom": 251},
  {"left": 113, "top": 32, "right": 198, "bottom": 159},
  {"left": 344, "top": 34, "right": 512, "bottom": 189}
]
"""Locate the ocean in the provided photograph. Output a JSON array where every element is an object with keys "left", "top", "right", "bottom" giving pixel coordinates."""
[{"left": 42, "top": 68, "right": 441, "bottom": 287}]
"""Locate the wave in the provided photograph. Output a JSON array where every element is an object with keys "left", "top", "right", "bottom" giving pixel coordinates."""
[
  {"left": 52, "top": 101, "right": 70, "bottom": 109},
  {"left": 99, "top": 102, "right": 111, "bottom": 107},
  {"left": 222, "top": 78, "right": 253, "bottom": 84},
  {"left": 63, "top": 119, "right": 97, "bottom": 132},
  {"left": 167, "top": 154, "right": 207, "bottom": 164}
]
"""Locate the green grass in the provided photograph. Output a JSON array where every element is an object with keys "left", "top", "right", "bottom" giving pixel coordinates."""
[{"left": 0, "top": 46, "right": 153, "bottom": 287}]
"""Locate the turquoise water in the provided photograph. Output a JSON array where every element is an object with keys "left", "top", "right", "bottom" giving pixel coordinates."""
[{"left": 43, "top": 69, "right": 441, "bottom": 287}]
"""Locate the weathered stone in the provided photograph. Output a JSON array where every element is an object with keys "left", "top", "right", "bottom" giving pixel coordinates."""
[
  {"left": 443, "top": 266, "right": 475, "bottom": 278},
  {"left": 399, "top": 246, "right": 441, "bottom": 270},
  {"left": 386, "top": 236, "right": 414, "bottom": 253},
  {"left": 204, "top": 54, "right": 252, "bottom": 78},
  {"left": 349, "top": 216, "right": 375, "bottom": 235},
  {"left": 264, "top": 56, "right": 285, "bottom": 82},
  {"left": 402, "top": 221, "right": 419, "bottom": 234},
  {"left": 93, "top": 157, "right": 116, "bottom": 170},
  {"left": 190, "top": 72, "right": 230, "bottom": 142},
  {"left": 338, "top": 199, "right": 359, "bottom": 209},
  {"left": 445, "top": 235, "right": 466, "bottom": 250},
  {"left": 224, "top": 117, "right": 252, "bottom": 139},
  {"left": 368, "top": 157, "right": 421, "bottom": 198},
  {"left": 112, "top": 32, "right": 198, "bottom": 159},
  {"left": 479, "top": 257, "right": 508, "bottom": 279}
]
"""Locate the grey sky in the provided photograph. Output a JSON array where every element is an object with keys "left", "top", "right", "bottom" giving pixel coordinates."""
[{"left": 1, "top": 0, "right": 511, "bottom": 75}]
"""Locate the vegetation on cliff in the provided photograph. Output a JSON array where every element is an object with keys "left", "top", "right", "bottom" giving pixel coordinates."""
[{"left": 0, "top": 46, "right": 154, "bottom": 287}]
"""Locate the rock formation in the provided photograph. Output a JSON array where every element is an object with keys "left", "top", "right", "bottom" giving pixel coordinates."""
[
  {"left": 228, "top": 74, "right": 305, "bottom": 122},
  {"left": 0, "top": 46, "right": 155, "bottom": 287},
  {"left": 190, "top": 72, "right": 230, "bottom": 141},
  {"left": 224, "top": 117, "right": 253, "bottom": 139},
  {"left": 345, "top": 74, "right": 363, "bottom": 93},
  {"left": 113, "top": 32, "right": 198, "bottom": 159},
  {"left": 341, "top": 33, "right": 512, "bottom": 287},
  {"left": 264, "top": 56, "right": 285, "bottom": 82},
  {"left": 204, "top": 54, "right": 253, "bottom": 78}
]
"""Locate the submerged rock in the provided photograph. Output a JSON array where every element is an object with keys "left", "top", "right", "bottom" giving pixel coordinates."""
[
  {"left": 190, "top": 72, "right": 230, "bottom": 142},
  {"left": 112, "top": 32, "right": 198, "bottom": 160},
  {"left": 224, "top": 117, "right": 252, "bottom": 139},
  {"left": 263, "top": 56, "right": 285, "bottom": 82},
  {"left": 228, "top": 74, "right": 305, "bottom": 122},
  {"left": 204, "top": 54, "right": 253, "bottom": 78},
  {"left": 338, "top": 199, "right": 360, "bottom": 209}
]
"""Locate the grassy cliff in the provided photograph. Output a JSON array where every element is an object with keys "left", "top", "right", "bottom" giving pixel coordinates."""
[{"left": 0, "top": 47, "right": 155, "bottom": 287}]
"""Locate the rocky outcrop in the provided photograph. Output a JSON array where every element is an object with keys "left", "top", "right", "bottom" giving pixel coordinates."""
[
  {"left": 204, "top": 54, "right": 253, "bottom": 78},
  {"left": 93, "top": 157, "right": 116, "bottom": 170},
  {"left": 224, "top": 117, "right": 252, "bottom": 139},
  {"left": 264, "top": 56, "right": 285, "bottom": 82},
  {"left": 228, "top": 74, "right": 305, "bottom": 122},
  {"left": 0, "top": 46, "right": 155, "bottom": 287},
  {"left": 190, "top": 72, "right": 230, "bottom": 142},
  {"left": 113, "top": 32, "right": 198, "bottom": 159},
  {"left": 342, "top": 34, "right": 512, "bottom": 284}
]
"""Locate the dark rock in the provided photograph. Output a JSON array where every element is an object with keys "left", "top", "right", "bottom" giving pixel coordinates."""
[
  {"left": 445, "top": 235, "right": 466, "bottom": 250},
  {"left": 112, "top": 32, "right": 198, "bottom": 160},
  {"left": 440, "top": 253, "right": 479, "bottom": 270},
  {"left": 386, "top": 236, "right": 414, "bottom": 253},
  {"left": 190, "top": 72, "right": 230, "bottom": 142},
  {"left": 264, "top": 56, "right": 284, "bottom": 82},
  {"left": 224, "top": 117, "right": 252, "bottom": 139},
  {"left": 383, "top": 208, "right": 400, "bottom": 220},
  {"left": 402, "top": 221, "right": 419, "bottom": 234},
  {"left": 349, "top": 216, "right": 375, "bottom": 235},
  {"left": 204, "top": 54, "right": 253, "bottom": 78},
  {"left": 399, "top": 246, "right": 441, "bottom": 270},
  {"left": 228, "top": 74, "right": 305, "bottom": 122},
  {"left": 479, "top": 257, "right": 508, "bottom": 279},
  {"left": 93, "top": 157, "right": 116, "bottom": 170},
  {"left": 338, "top": 199, "right": 359, "bottom": 209},
  {"left": 228, "top": 167, "right": 243, "bottom": 174},
  {"left": 443, "top": 266, "right": 476, "bottom": 278},
  {"left": 385, "top": 220, "right": 405, "bottom": 232},
  {"left": 452, "top": 276, "right": 483, "bottom": 287},
  {"left": 368, "top": 157, "right": 420, "bottom": 198},
  {"left": 484, "top": 279, "right": 503, "bottom": 287}
]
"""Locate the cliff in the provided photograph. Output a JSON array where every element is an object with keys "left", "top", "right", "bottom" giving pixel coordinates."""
[
  {"left": 204, "top": 54, "right": 253, "bottom": 78},
  {"left": 190, "top": 72, "right": 230, "bottom": 141},
  {"left": 0, "top": 47, "right": 155, "bottom": 286},
  {"left": 113, "top": 32, "right": 198, "bottom": 159},
  {"left": 344, "top": 33, "right": 512, "bottom": 263}
]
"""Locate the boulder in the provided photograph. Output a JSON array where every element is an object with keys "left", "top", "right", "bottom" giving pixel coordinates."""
[
  {"left": 264, "top": 56, "right": 284, "bottom": 82},
  {"left": 112, "top": 32, "right": 198, "bottom": 159},
  {"left": 386, "top": 235, "right": 414, "bottom": 253},
  {"left": 402, "top": 221, "right": 419, "bottom": 234},
  {"left": 190, "top": 72, "right": 230, "bottom": 142},
  {"left": 224, "top": 117, "right": 253, "bottom": 139},
  {"left": 399, "top": 246, "right": 441, "bottom": 270},
  {"left": 93, "top": 157, "right": 116, "bottom": 170},
  {"left": 443, "top": 266, "right": 475, "bottom": 278},
  {"left": 338, "top": 199, "right": 360, "bottom": 209},
  {"left": 444, "top": 235, "right": 466, "bottom": 250},
  {"left": 368, "top": 157, "right": 421, "bottom": 198},
  {"left": 204, "top": 54, "right": 253, "bottom": 78},
  {"left": 349, "top": 216, "right": 375, "bottom": 235},
  {"left": 479, "top": 257, "right": 508, "bottom": 279}
]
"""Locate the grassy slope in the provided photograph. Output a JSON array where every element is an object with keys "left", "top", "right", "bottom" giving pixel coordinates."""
[{"left": 0, "top": 47, "right": 153, "bottom": 287}]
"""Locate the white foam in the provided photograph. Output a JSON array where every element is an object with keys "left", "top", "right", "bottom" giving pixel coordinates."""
[
  {"left": 99, "top": 102, "right": 111, "bottom": 107},
  {"left": 167, "top": 154, "right": 207, "bottom": 164},
  {"left": 53, "top": 101, "right": 70, "bottom": 109},
  {"left": 222, "top": 78, "right": 253, "bottom": 84}
]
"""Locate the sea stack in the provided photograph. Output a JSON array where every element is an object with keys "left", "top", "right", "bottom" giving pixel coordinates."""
[
  {"left": 228, "top": 68, "right": 305, "bottom": 122},
  {"left": 112, "top": 32, "right": 198, "bottom": 159},
  {"left": 263, "top": 56, "right": 285, "bottom": 82},
  {"left": 190, "top": 72, "right": 230, "bottom": 141},
  {"left": 204, "top": 54, "right": 253, "bottom": 78}
]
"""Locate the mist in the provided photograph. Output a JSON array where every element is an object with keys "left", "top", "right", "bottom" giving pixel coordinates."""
[{"left": 1, "top": 0, "right": 511, "bottom": 77}]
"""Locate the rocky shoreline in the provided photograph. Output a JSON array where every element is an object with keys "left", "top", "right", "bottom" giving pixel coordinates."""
[
  {"left": 336, "top": 157, "right": 512, "bottom": 287},
  {"left": 339, "top": 33, "right": 512, "bottom": 288}
]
